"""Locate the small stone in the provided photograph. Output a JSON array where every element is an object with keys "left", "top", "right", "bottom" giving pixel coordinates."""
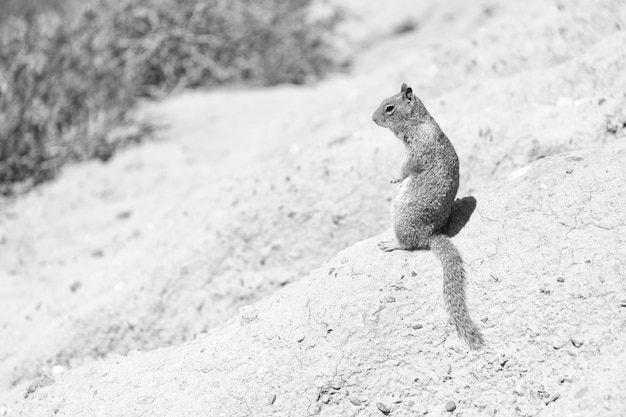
[
  {"left": 570, "top": 336, "right": 584, "bottom": 348},
  {"left": 480, "top": 317, "right": 488, "bottom": 323},
  {"left": 51, "top": 365, "right": 65, "bottom": 375},
  {"left": 91, "top": 249, "right": 104, "bottom": 258},
  {"left": 574, "top": 386, "right": 588, "bottom": 399},
  {"left": 410, "top": 271, "right": 417, "bottom": 277},
  {"left": 296, "top": 335, "right": 305, "bottom": 343},
  {"left": 349, "top": 396, "right": 362, "bottom": 406},
  {"left": 384, "top": 296, "right": 396, "bottom": 303},
  {"left": 23, "top": 374, "right": 55, "bottom": 398},
  {"left": 267, "top": 393, "right": 276, "bottom": 405},
  {"left": 556, "top": 277, "right": 565, "bottom": 283},
  {"left": 116, "top": 210, "right": 132, "bottom": 220},
  {"left": 412, "top": 323, "right": 423, "bottom": 330},
  {"left": 544, "top": 393, "right": 560, "bottom": 405},
  {"left": 69, "top": 281, "right": 82, "bottom": 293},
  {"left": 499, "top": 354, "right": 511, "bottom": 368},
  {"left": 320, "top": 394, "right": 330, "bottom": 404},
  {"left": 558, "top": 376, "right": 572, "bottom": 384},
  {"left": 376, "top": 402, "right": 390, "bottom": 415},
  {"left": 445, "top": 400, "right": 456, "bottom": 412}
]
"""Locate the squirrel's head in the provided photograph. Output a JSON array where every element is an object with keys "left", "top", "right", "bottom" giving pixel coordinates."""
[{"left": 372, "top": 83, "right": 427, "bottom": 134}]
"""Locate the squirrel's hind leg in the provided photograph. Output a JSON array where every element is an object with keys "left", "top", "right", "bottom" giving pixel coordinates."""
[{"left": 378, "top": 238, "right": 405, "bottom": 252}]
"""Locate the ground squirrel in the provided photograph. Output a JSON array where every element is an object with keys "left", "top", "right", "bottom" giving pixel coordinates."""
[{"left": 372, "top": 83, "right": 484, "bottom": 350}]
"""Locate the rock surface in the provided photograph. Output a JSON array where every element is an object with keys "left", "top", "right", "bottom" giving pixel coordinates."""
[
  {"left": 14, "top": 142, "right": 626, "bottom": 416},
  {"left": 1, "top": 0, "right": 626, "bottom": 415}
]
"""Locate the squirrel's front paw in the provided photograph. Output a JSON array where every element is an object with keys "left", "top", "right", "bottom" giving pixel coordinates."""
[
  {"left": 378, "top": 239, "right": 401, "bottom": 252},
  {"left": 390, "top": 177, "right": 402, "bottom": 184}
]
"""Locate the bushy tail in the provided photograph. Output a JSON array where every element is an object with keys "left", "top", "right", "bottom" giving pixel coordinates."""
[{"left": 429, "top": 234, "right": 484, "bottom": 350}]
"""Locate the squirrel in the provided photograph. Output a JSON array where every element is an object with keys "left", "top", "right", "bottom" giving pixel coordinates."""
[{"left": 372, "top": 83, "right": 484, "bottom": 350}]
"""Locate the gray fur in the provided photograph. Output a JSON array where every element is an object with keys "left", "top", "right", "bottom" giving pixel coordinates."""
[{"left": 372, "top": 83, "right": 484, "bottom": 349}]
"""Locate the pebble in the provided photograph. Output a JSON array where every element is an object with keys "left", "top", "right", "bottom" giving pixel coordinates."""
[
  {"left": 544, "top": 393, "right": 560, "bottom": 405},
  {"left": 51, "top": 365, "right": 65, "bottom": 375},
  {"left": 320, "top": 394, "right": 330, "bottom": 404},
  {"left": 296, "top": 334, "right": 305, "bottom": 343},
  {"left": 384, "top": 296, "right": 396, "bottom": 303},
  {"left": 499, "top": 354, "right": 511, "bottom": 368},
  {"left": 330, "top": 377, "right": 343, "bottom": 389},
  {"left": 574, "top": 386, "right": 588, "bottom": 399},
  {"left": 69, "top": 281, "right": 82, "bottom": 293},
  {"left": 558, "top": 376, "right": 572, "bottom": 384},
  {"left": 376, "top": 402, "right": 390, "bottom": 415},
  {"left": 116, "top": 210, "right": 132, "bottom": 220},
  {"left": 570, "top": 336, "right": 584, "bottom": 348},
  {"left": 349, "top": 396, "right": 362, "bottom": 406},
  {"left": 267, "top": 393, "right": 276, "bottom": 405},
  {"left": 551, "top": 338, "right": 567, "bottom": 349},
  {"left": 445, "top": 400, "right": 456, "bottom": 412},
  {"left": 412, "top": 323, "right": 423, "bottom": 330},
  {"left": 556, "top": 277, "right": 565, "bottom": 283}
]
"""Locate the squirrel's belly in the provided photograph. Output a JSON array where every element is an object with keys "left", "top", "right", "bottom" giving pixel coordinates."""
[{"left": 392, "top": 175, "right": 455, "bottom": 229}]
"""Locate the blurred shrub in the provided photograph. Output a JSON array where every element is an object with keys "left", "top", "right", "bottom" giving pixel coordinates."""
[{"left": 0, "top": 0, "right": 339, "bottom": 194}]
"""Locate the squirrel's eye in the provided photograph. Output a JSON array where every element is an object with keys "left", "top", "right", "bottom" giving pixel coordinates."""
[{"left": 385, "top": 105, "right": 395, "bottom": 114}]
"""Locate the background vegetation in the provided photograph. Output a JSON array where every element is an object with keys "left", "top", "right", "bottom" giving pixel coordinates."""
[{"left": 0, "top": 0, "right": 339, "bottom": 195}]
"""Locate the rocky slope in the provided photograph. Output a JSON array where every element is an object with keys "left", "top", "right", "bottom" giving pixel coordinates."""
[
  {"left": 15, "top": 141, "right": 626, "bottom": 416},
  {"left": 1, "top": 0, "right": 625, "bottom": 414}
]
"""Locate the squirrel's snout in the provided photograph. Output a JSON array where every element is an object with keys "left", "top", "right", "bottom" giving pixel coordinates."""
[{"left": 372, "top": 111, "right": 383, "bottom": 126}]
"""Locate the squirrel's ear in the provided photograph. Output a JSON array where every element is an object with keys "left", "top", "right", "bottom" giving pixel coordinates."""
[
  {"left": 404, "top": 87, "right": 413, "bottom": 101},
  {"left": 400, "top": 83, "right": 407, "bottom": 93}
]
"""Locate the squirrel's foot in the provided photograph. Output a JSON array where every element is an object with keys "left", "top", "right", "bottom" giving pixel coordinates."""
[
  {"left": 378, "top": 238, "right": 402, "bottom": 252},
  {"left": 390, "top": 177, "right": 402, "bottom": 184}
]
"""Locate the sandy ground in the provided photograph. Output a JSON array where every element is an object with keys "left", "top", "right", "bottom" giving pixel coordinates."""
[{"left": 1, "top": 0, "right": 626, "bottom": 415}]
